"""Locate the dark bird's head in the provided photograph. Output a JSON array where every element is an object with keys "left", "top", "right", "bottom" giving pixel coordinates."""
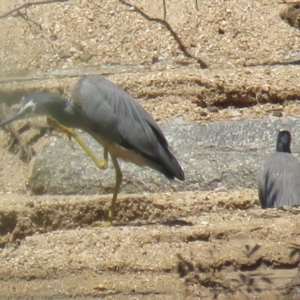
[
  {"left": 0, "top": 93, "right": 68, "bottom": 127},
  {"left": 276, "top": 130, "right": 292, "bottom": 153}
]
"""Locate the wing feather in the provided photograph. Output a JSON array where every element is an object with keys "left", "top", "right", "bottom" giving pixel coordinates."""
[
  {"left": 71, "top": 76, "right": 184, "bottom": 180},
  {"left": 258, "top": 153, "right": 300, "bottom": 208}
]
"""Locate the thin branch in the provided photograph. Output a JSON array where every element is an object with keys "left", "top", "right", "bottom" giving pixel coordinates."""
[
  {"left": 0, "top": 0, "right": 69, "bottom": 19},
  {"left": 17, "top": 7, "right": 43, "bottom": 29},
  {"left": 118, "top": 0, "right": 208, "bottom": 69},
  {"left": 278, "top": 1, "right": 300, "bottom": 3},
  {"left": 162, "top": 0, "right": 166, "bottom": 20}
]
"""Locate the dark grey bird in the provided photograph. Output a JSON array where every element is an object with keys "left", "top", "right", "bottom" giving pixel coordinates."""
[
  {"left": 258, "top": 130, "right": 300, "bottom": 209},
  {"left": 0, "top": 76, "right": 185, "bottom": 223}
]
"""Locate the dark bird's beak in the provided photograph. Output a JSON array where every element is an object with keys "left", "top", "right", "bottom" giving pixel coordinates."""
[{"left": 0, "top": 108, "right": 29, "bottom": 127}]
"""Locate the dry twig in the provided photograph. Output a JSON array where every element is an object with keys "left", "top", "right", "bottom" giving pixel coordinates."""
[
  {"left": 0, "top": 0, "right": 69, "bottom": 19},
  {"left": 118, "top": 0, "right": 208, "bottom": 69},
  {"left": 278, "top": 1, "right": 300, "bottom": 4},
  {"left": 162, "top": 0, "right": 166, "bottom": 20}
]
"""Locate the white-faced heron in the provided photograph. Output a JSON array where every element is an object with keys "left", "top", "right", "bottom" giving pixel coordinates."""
[
  {"left": 0, "top": 76, "right": 185, "bottom": 223},
  {"left": 258, "top": 130, "right": 300, "bottom": 209}
]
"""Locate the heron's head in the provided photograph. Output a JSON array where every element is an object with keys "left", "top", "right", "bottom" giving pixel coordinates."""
[
  {"left": 276, "top": 130, "right": 292, "bottom": 153},
  {"left": 0, "top": 93, "right": 67, "bottom": 127}
]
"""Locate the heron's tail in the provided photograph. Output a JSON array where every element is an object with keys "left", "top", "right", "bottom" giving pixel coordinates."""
[{"left": 156, "top": 146, "right": 185, "bottom": 181}]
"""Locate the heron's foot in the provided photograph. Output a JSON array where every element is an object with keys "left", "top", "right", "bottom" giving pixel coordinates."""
[
  {"left": 85, "top": 220, "right": 113, "bottom": 230},
  {"left": 47, "top": 117, "right": 77, "bottom": 150},
  {"left": 67, "top": 136, "right": 75, "bottom": 149},
  {"left": 85, "top": 204, "right": 116, "bottom": 228},
  {"left": 101, "top": 220, "right": 114, "bottom": 227}
]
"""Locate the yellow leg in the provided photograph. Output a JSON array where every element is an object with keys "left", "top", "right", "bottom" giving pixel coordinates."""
[
  {"left": 47, "top": 117, "right": 121, "bottom": 225},
  {"left": 47, "top": 117, "right": 108, "bottom": 170},
  {"left": 107, "top": 155, "right": 123, "bottom": 224}
]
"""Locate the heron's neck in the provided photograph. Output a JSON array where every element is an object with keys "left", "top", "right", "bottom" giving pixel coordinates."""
[{"left": 276, "top": 142, "right": 291, "bottom": 153}]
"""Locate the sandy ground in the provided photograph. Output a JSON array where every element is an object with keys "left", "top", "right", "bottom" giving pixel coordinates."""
[
  {"left": 1, "top": 188, "right": 300, "bottom": 299},
  {"left": 1, "top": 0, "right": 300, "bottom": 299}
]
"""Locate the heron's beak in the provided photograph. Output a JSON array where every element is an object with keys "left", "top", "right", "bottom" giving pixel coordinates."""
[{"left": 0, "top": 108, "right": 29, "bottom": 127}]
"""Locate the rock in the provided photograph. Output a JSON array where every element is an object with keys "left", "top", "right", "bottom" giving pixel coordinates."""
[
  {"left": 27, "top": 117, "right": 300, "bottom": 195},
  {"left": 58, "top": 51, "right": 73, "bottom": 59},
  {"left": 80, "top": 52, "right": 93, "bottom": 62}
]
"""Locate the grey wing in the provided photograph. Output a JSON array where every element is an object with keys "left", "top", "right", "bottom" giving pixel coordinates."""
[
  {"left": 72, "top": 76, "right": 184, "bottom": 180},
  {"left": 258, "top": 153, "right": 300, "bottom": 208}
]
